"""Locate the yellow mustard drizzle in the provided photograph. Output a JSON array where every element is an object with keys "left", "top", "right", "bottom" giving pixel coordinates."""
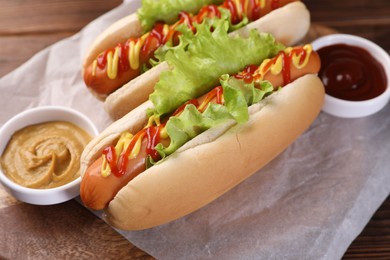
[
  {"left": 159, "top": 127, "right": 169, "bottom": 139},
  {"left": 255, "top": 44, "right": 313, "bottom": 80},
  {"left": 197, "top": 95, "right": 214, "bottom": 112},
  {"left": 163, "top": 24, "right": 170, "bottom": 37},
  {"left": 101, "top": 131, "right": 134, "bottom": 177},
  {"left": 269, "top": 55, "right": 283, "bottom": 75},
  {"left": 146, "top": 114, "right": 161, "bottom": 128},
  {"left": 255, "top": 58, "right": 270, "bottom": 80},
  {"left": 129, "top": 134, "right": 144, "bottom": 160},
  {"left": 92, "top": 33, "right": 150, "bottom": 80},
  {"left": 233, "top": 0, "right": 243, "bottom": 18},
  {"left": 146, "top": 114, "right": 168, "bottom": 139},
  {"left": 236, "top": 0, "right": 243, "bottom": 11},
  {"left": 197, "top": 102, "right": 207, "bottom": 113},
  {"left": 128, "top": 40, "right": 138, "bottom": 70},
  {"left": 243, "top": 0, "right": 249, "bottom": 16},
  {"left": 129, "top": 33, "right": 150, "bottom": 72},
  {"left": 232, "top": 0, "right": 266, "bottom": 18},
  {"left": 101, "top": 157, "right": 111, "bottom": 177},
  {"left": 115, "top": 132, "right": 134, "bottom": 156},
  {"left": 292, "top": 44, "right": 312, "bottom": 69},
  {"left": 145, "top": 114, "right": 169, "bottom": 142},
  {"left": 100, "top": 114, "right": 171, "bottom": 176},
  {"left": 106, "top": 47, "right": 119, "bottom": 80},
  {"left": 92, "top": 60, "right": 98, "bottom": 77},
  {"left": 259, "top": 0, "right": 266, "bottom": 9}
]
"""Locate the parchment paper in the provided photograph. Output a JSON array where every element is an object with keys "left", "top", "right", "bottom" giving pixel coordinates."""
[{"left": 1, "top": 1, "right": 389, "bottom": 259}]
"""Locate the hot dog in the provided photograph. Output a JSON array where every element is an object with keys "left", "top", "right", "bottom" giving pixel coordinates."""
[
  {"left": 82, "top": 0, "right": 311, "bottom": 119},
  {"left": 80, "top": 44, "right": 324, "bottom": 230}
]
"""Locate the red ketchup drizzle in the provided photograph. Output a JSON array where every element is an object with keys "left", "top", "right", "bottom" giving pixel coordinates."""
[
  {"left": 250, "top": 0, "right": 262, "bottom": 20},
  {"left": 234, "top": 46, "right": 310, "bottom": 86},
  {"left": 198, "top": 86, "right": 224, "bottom": 112},
  {"left": 280, "top": 47, "right": 308, "bottom": 85},
  {"left": 280, "top": 51, "right": 291, "bottom": 85},
  {"left": 216, "top": 85, "right": 224, "bottom": 104},
  {"left": 265, "top": 48, "right": 305, "bottom": 86},
  {"left": 109, "top": 130, "right": 145, "bottom": 177},
  {"left": 96, "top": 42, "right": 131, "bottom": 72},
  {"left": 277, "top": 47, "right": 306, "bottom": 86},
  {"left": 141, "top": 23, "right": 165, "bottom": 58},
  {"left": 222, "top": 0, "right": 239, "bottom": 24},
  {"left": 145, "top": 125, "right": 162, "bottom": 161},
  {"left": 296, "top": 47, "right": 308, "bottom": 66},
  {"left": 234, "top": 64, "right": 258, "bottom": 83},
  {"left": 271, "top": 0, "right": 280, "bottom": 9},
  {"left": 172, "top": 99, "right": 200, "bottom": 116},
  {"left": 97, "top": 49, "right": 109, "bottom": 69},
  {"left": 196, "top": 5, "right": 221, "bottom": 24},
  {"left": 238, "top": 0, "right": 245, "bottom": 21},
  {"left": 105, "top": 124, "right": 165, "bottom": 177},
  {"left": 118, "top": 42, "right": 130, "bottom": 72},
  {"left": 178, "top": 11, "right": 195, "bottom": 33}
]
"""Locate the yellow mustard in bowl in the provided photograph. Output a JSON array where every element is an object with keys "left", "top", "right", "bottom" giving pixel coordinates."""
[{"left": 1, "top": 121, "right": 91, "bottom": 189}]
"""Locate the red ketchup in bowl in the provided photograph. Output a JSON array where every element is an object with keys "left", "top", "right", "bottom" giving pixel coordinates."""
[{"left": 317, "top": 44, "right": 387, "bottom": 101}]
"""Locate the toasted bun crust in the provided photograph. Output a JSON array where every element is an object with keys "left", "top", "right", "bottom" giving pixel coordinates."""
[
  {"left": 100, "top": 74, "right": 324, "bottom": 230},
  {"left": 83, "top": 13, "right": 143, "bottom": 69},
  {"left": 104, "top": 62, "right": 170, "bottom": 120},
  {"left": 102, "top": 1, "right": 311, "bottom": 120}
]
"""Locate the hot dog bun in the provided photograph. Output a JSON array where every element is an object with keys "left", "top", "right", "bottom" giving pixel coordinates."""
[
  {"left": 104, "top": 62, "right": 170, "bottom": 120},
  {"left": 81, "top": 74, "right": 324, "bottom": 230},
  {"left": 231, "top": 1, "right": 309, "bottom": 45},
  {"left": 80, "top": 99, "right": 154, "bottom": 176},
  {"left": 82, "top": 1, "right": 310, "bottom": 118},
  {"left": 103, "top": 1, "right": 310, "bottom": 120}
]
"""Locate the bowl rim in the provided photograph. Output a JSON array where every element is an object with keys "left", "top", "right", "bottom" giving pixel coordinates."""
[
  {"left": 311, "top": 33, "right": 390, "bottom": 104},
  {"left": 0, "top": 105, "right": 98, "bottom": 198},
  {"left": 311, "top": 33, "right": 390, "bottom": 117}
]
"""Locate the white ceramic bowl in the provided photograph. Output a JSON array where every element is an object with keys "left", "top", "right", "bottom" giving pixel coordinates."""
[
  {"left": 0, "top": 106, "right": 99, "bottom": 205},
  {"left": 311, "top": 34, "right": 390, "bottom": 118}
]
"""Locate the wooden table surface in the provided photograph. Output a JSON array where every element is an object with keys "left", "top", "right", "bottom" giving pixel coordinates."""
[{"left": 1, "top": 0, "right": 389, "bottom": 259}]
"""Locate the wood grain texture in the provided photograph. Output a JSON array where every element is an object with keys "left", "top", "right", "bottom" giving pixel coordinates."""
[
  {"left": 343, "top": 198, "right": 390, "bottom": 259},
  {"left": 0, "top": 0, "right": 123, "bottom": 34},
  {"left": 0, "top": 34, "right": 73, "bottom": 76},
  {"left": 306, "top": 0, "right": 390, "bottom": 53},
  {"left": 0, "top": 199, "right": 152, "bottom": 259},
  {"left": 0, "top": 1, "right": 154, "bottom": 259},
  {"left": 0, "top": 0, "right": 124, "bottom": 77}
]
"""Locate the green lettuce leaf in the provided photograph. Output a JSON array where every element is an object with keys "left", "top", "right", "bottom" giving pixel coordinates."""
[
  {"left": 155, "top": 103, "right": 234, "bottom": 157},
  {"left": 155, "top": 75, "right": 275, "bottom": 159},
  {"left": 219, "top": 7, "right": 249, "bottom": 32},
  {"left": 220, "top": 75, "right": 274, "bottom": 123},
  {"left": 151, "top": 8, "right": 248, "bottom": 64},
  {"left": 149, "top": 18, "right": 284, "bottom": 117},
  {"left": 137, "top": 0, "right": 224, "bottom": 32}
]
